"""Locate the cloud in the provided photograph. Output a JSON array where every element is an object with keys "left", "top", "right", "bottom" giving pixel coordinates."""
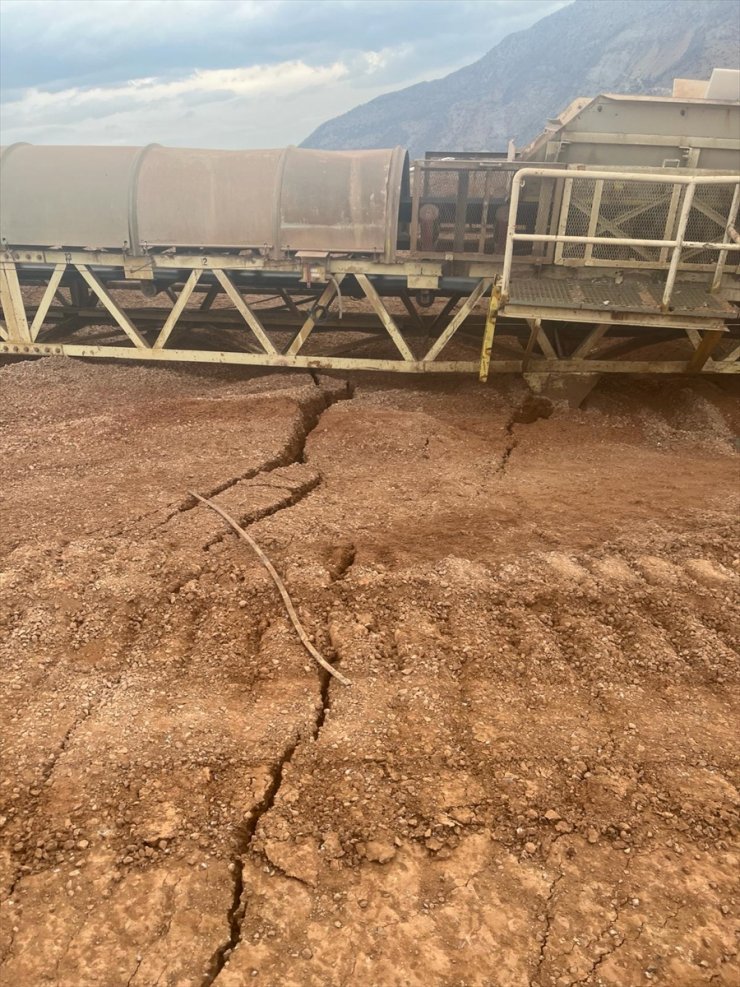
[
  {"left": 0, "top": 0, "right": 571, "bottom": 147},
  {"left": 5, "top": 60, "right": 349, "bottom": 116}
]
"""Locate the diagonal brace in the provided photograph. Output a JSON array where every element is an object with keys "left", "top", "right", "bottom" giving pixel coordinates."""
[
  {"left": 286, "top": 275, "right": 345, "bottom": 356},
  {"left": 425, "top": 278, "right": 492, "bottom": 362},
  {"left": 75, "top": 265, "right": 147, "bottom": 348},
  {"left": 154, "top": 269, "right": 202, "bottom": 349},
  {"left": 355, "top": 273, "right": 414, "bottom": 361},
  {"left": 571, "top": 323, "right": 609, "bottom": 359},
  {"left": 213, "top": 269, "right": 276, "bottom": 354},
  {"left": 0, "top": 260, "right": 31, "bottom": 342},
  {"left": 30, "top": 263, "right": 67, "bottom": 341},
  {"left": 686, "top": 329, "right": 724, "bottom": 372}
]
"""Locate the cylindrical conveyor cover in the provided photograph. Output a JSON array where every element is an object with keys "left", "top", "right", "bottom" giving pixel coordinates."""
[
  {"left": 0, "top": 143, "right": 409, "bottom": 261},
  {"left": 0, "top": 144, "right": 141, "bottom": 250}
]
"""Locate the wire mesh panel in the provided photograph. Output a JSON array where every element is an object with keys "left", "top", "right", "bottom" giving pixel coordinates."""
[
  {"left": 557, "top": 177, "right": 738, "bottom": 271},
  {"left": 683, "top": 184, "right": 737, "bottom": 266}
]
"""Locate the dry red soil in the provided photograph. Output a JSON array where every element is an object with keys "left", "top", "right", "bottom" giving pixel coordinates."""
[{"left": 0, "top": 357, "right": 738, "bottom": 987}]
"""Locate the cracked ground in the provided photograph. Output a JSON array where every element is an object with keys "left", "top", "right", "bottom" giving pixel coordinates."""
[{"left": 0, "top": 356, "right": 739, "bottom": 987}]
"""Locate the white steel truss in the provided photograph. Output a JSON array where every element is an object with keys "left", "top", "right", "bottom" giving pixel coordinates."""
[{"left": 1, "top": 253, "right": 738, "bottom": 378}]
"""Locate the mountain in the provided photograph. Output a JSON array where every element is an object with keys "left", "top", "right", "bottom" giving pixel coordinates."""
[{"left": 301, "top": 0, "right": 740, "bottom": 157}]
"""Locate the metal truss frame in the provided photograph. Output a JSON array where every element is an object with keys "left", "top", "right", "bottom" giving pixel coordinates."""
[{"left": 1, "top": 252, "right": 738, "bottom": 378}]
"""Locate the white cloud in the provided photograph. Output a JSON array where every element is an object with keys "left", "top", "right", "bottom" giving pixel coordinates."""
[
  {"left": 0, "top": 0, "right": 572, "bottom": 147},
  {"left": 0, "top": 58, "right": 410, "bottom": 148},
  {"left": 4, "top": 60, "right": 348, "bottom": 116}
]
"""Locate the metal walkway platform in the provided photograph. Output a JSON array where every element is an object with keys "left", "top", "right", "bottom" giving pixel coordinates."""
[{"left": 505, "top": 278, "right": 737, "bottom": 319}]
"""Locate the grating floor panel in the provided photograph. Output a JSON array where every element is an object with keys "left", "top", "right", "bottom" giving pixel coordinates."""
[{"left": 507, "top": 278, "right": 737, "bottom": 317}]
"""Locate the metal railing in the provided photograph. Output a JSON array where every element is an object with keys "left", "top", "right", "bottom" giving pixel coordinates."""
[{"left": 501, "top": 168, "right": 740, "bottom": 310}]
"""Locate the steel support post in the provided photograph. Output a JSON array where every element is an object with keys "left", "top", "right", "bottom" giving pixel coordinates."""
[
  {"left": 0, "top": 259, "right": 31, "bottom": 342},
  {"left": 479, "top": 286, "right": 500, "bottom": 382}
]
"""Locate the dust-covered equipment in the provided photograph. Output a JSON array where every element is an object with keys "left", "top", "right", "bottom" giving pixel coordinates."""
[{"left": 1, "top": 72, "right": 738, "bottom": 379}]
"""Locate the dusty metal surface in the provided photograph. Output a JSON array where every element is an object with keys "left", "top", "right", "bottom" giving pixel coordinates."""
[
  {"left": 501, "top": 169, "right": 740, "bottom": 312},
  {"left": 1, "top": 136, "right": 738, "bottom": 379},
  {"left": 0, "top": 144, "right": 142, "bottom": 251},
  {"left": 520, "top": 92, "right": 740, "bottom": 171},
  {"left": 0, "top": 144, "right": 408, "bottom": 262},
  {"left": 505, "top": 278, "right": 737, "bottom": 316}
]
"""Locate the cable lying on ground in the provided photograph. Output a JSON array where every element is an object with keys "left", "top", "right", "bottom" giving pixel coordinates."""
[{"left": 189, "top": 490, "right": 351, "bottom": 686}]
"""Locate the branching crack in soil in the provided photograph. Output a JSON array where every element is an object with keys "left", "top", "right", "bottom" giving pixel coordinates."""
[
  {"left": 164, "top": 377, "right": 354, "bottom": 526},
  {"left": 496, "top": 412, "right": 520, "bottom": 476},
  {"left": 499, "top": 392, "right": 555, "bottom": 474},
  {"left": 202, "top": 473, "right": 323, "bottom": 551},
  {"left": 199, "top": 738, "right": 300, "bottom": 987},
  {"left": 200, "top": 379, "right": 351, "bottom": 986},
  {"left": 497, "top": 425, "right": 518, "bottom": 475},
  {"left": 200, "top": 660, "right": 339, "bottom": 987}
]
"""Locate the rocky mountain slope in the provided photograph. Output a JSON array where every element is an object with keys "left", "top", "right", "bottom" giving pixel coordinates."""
[{"left": 302, "top": 0, "right": 739, "bottom": 157}]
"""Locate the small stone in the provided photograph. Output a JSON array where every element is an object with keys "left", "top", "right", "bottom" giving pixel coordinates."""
[
  {"left": 76, "top": 840, "right": 89, "bottom": 850},
  {"left": 554, "top": 821, "right": 572, "bottom": 834},
  {"left": 365, "top": 840, "right": 396, "bottom": 864},
  {"left": 587, "top": 828, "right": 599, "bottom": 844},
  {"left": 301, "top": 948, "right": 313, "bottom": 960},
  {"left": 544, "top": 809, "right": 561, "bottom": 822},
  {"left": 525, "top": 842, "right": 537, "bottom": 854},
  {"left": 425, "top": 837, "right": 444, "bottom": 852}
]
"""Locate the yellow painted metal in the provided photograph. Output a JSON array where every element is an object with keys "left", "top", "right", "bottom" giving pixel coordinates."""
[
  {"left": 479, "top": 286, "right": 500, "bottom": 382},
  {"left": 2, "top": 254, "right": 737, "bottom": 379},
  {"left": 0, "top": 259, "right": 30, "bottom": 342},
  {"left": 30, "top": 263, "right": 66, "bottom": 341},
  {"left": 355, "top": 273, "right": 414, "bottom": 360},
  {"left": 1, "top": 340, "right": 737, "bottom": 375},
  {"left": 212, "top": 269, "right": 277, "bottom": 354}
]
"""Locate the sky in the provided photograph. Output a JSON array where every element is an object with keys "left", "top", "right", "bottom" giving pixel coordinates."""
[{"left": 0, "top": 0, "right": 570, "bottom": 148}]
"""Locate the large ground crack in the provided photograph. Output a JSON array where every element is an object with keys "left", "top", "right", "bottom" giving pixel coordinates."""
[
  {"left": 497, "top": 394, "right": 555, "bottom": 475},
  {"left": 200, "top": 657, "right": 339, "bottom": 987},
  {"left": 199, "top": 377, "right": 351, "bottom": 986},
  {"left": 163, "top": 376, "right": 353, "bottom": 527},
  {"left": 532, "top": 867, "right": 564, "bottom": 984},
  {"left": 202, "top": 472, "right": 323, "bottom": 551}
]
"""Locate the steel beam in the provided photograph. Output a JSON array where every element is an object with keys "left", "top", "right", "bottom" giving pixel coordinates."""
[
  {"left": 0, "top": 261, "right": 31, "bottom": 342},
  {"left": 74, "top": 265, "right": 147, "bottom": 347},
  {"left": 355, "top": 273, "right": 414, "bottom": 360},
  {"left": 286, "top": 276, "right": 345, "bottom": 356},
  {"left": 424, "top": 278, "right": 491, "bottom": 361},
  {"left": 154, "top": 268, "right": 202, "bottom": 349},
  {"left": 212, "top": 269, "right": 277, "bottom": 354}
]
